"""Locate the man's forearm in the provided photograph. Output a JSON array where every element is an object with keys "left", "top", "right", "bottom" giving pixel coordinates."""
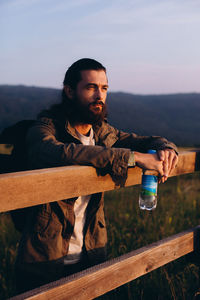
[
  {"left": 132, "top": 150, "right": 178, "bottom": 182},
  {"left": 113, "top": 127, "right": 178, "bottom": 155}
]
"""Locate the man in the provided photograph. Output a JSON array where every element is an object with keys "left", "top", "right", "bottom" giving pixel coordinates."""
[{"left": 15, "top": 58, "right": 178, "bottom": 293}]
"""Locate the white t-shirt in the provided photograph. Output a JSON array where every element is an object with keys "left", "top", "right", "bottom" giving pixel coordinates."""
[{"left": 64, "top": 128, "right": 95, "bottom": 265}]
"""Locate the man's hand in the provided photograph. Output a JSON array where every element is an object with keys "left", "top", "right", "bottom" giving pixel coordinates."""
[
  {"left": 157, "top": 149, "right": 178, "bottom": 183},
  {"left": 134, "top": 149, "right": 178, "bottom": 183}
]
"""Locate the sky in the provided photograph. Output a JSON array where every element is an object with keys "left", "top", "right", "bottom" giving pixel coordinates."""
[{"left": 1, "top": 0, "right": 200, "bottom": 94}]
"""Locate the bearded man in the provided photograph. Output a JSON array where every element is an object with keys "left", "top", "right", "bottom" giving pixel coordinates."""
[{"left": 15, "top": 58, "right": 178, "bottom": 293}]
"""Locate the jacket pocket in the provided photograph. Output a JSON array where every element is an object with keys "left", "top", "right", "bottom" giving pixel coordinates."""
[
  {"left": 33, "top": 211, "right": 65, "bottom": 261},
  {"left": 34, "top": 211, "right": 60, "bottom": 236},
  {"left": 86, "top": 214, "right": 107, "bottom": 250}
]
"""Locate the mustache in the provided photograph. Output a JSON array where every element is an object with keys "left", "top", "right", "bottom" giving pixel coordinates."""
[{"left": 89, "top": 100, "right": 105, "bottom": 107}]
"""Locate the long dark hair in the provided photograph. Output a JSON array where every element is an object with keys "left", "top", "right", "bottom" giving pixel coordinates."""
[{"left": 63, "top": 58, "right": 106, "bottom": 89}]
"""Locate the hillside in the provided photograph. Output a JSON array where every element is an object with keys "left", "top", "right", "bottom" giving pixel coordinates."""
[
  {"left": 0, "top": 85, "right": 200, "bottom": 146},
  {"left": 108, "top": 92, "right": 200, "bottom": 146}
]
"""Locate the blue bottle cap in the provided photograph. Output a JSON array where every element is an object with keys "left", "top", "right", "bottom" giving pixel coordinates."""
[{"left": 148, "top": 149, "right": 156, "bottom": 154}]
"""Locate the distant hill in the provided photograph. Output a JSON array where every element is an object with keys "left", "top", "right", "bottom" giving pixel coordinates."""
[
  {"left": 0, "top": 85, "right": 200, "bottom": 146},
  {"left": 108, "top": 92, "right": 200, "bottom": 146}
]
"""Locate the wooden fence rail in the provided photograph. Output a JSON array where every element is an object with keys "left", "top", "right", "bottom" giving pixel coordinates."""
[
  {"left": 0, "top": 150, "right": 199, "bottom": 299},
  {"left": 0, "top": 151, "right": 199, "bottom": 213},
  {"left": 11, "top": 226, "right": 200, "bottom": 300}
]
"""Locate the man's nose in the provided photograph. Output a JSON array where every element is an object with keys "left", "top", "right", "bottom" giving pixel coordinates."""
[{"left": 95, "top": 88, "right": 104, "bottom": 100}]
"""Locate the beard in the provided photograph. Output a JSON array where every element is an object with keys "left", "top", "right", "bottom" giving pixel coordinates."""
[{"left": 68, "top": 96, "right": 107, "bottom": 126}]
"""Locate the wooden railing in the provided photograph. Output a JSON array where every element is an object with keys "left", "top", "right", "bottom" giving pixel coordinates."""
[{"left": 0, "top": 151, "right": 199, "bottom": 299}]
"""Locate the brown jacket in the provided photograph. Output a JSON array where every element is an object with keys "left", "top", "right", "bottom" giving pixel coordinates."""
[{"left": 16, "top": 112, "right": 178, "bottom": 266}]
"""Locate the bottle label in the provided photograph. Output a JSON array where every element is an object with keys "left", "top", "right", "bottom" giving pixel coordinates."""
[{"left": 141, "top": 175, "right": 157, "bottom": 196}]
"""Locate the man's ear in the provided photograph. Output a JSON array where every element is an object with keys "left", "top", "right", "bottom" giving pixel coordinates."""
[{"left": 64, "top": 85, "right": 74, "bottom": 99}]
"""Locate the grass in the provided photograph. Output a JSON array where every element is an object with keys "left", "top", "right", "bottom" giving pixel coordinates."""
[
  {"left": 100, "top": 172, "right": 200, "bottom": 299},
  {"left": 0, "top": 214, "right": 21, "bottom": 299},
  {"left": 0, "top": 172, "right": 200, "bottom": 299}
]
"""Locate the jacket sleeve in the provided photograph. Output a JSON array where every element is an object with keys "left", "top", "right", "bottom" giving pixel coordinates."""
[
  {"left": 110, "top": 125, "right": 178, "bottom": 154},
  {"left": 26, "top": 118, "right": 131, "bottom": 186}
]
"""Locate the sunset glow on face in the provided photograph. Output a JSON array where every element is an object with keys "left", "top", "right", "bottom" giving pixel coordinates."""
[
  {"left": 75, "top": 70, "right": 108, "bottom": 112},
  {"left": 67, "top": 69, "right": 108, "bottom": 125}
]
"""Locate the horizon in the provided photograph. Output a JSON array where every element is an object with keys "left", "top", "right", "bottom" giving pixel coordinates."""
[{"left": 0, "top": 83, "right": 200, "bottom": 97}]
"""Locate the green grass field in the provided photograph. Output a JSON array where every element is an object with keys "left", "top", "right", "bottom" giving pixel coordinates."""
[{"left": 0, "top": 172, "right": 200, "bottom": 299}]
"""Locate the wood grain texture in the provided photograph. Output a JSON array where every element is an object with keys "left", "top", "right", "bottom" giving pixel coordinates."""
[
  {"left": 13, "top": 226, "right": 199, "bottom": 300},
  {"left": 0, "top": 151, "right": 199, "bottom": 213}
]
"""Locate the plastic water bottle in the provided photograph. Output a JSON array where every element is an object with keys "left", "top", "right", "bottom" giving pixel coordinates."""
[{"left": 139, "top": 150, "right": 158, "bottom": 210}]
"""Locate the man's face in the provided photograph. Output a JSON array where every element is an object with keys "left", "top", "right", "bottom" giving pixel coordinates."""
[{"left": 72, "top": 69, "right": 108, "bottom": 124}]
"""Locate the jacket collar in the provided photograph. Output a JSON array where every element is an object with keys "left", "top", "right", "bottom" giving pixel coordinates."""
[
  {"left": 65, "top": 119, "right": 118, "bottom": 147},
  {"left": 65, "top": 121, "right": 79, "bottom": 140}
]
